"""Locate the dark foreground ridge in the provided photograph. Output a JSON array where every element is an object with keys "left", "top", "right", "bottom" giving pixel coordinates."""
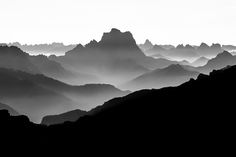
[{"left": 1, "top": 65, "right": 235, "bottom": 153}]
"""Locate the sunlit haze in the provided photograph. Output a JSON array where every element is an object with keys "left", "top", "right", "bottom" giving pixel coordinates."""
[{"left": 0, "top": 0, "right": 236, "bottom": 45}]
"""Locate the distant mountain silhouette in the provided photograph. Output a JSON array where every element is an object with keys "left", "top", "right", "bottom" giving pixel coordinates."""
[
  {"left": 122, "top": 64, "right": 199, "bottom": 91},
  {"left": 41, "top": 109, "right": 87, "bottom": 125},
  {"left": 142, "top": 43, "right": 224, "bottom": 62},
  {"left": 50, "top": 29, "right": 177, "bottom": 85},
  {"left": 0, "top": 68, "right": 129, "bottom": 123},
  {"left": 9, "top": 42, "right": 76, "bottom": 56},
  {"left": 139, "top": 39, "right": 153, "bottom": 51},
  {"left": 197, "top": 51, "right": 236, "bottom": 74},
  {"left": 0, "top": 102, "right": 19, "bottom": 116},
  {"left": 0, "top": 64, "right": 235, "bottom": 152}
]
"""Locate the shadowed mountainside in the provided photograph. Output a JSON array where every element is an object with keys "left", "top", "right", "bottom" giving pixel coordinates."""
[
  {"left": 0, "top": 64, "right": 234, "bottom": 153},
  {"left": 41, "top": 109, "right": 87, "bottom": 125},
  {"left": 0, "top": 68, "right": 129, "bottom": 123}
]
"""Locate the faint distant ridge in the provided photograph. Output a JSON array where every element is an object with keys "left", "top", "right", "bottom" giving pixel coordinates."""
[
  {"left": 140, "top": 42, "right": 225, "bottom": 62},
  {"left": 8, "top": 42, "right": 76, "bottom": 56}
]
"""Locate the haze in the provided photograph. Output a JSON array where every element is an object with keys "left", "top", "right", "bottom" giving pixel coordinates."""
[{"left": 0, "top": 0, "right": 236, "bottom": 45}]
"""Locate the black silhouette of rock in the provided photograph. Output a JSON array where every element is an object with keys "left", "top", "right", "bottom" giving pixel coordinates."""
[
  {"left": 0, "top": 64, "right": 235, "bottom": 152},
  {"left": 0, "top": 102, "right": 19, "bottom": 116},
  {"left": 41, "top": 109, "right": 87, "bottom": 125}
]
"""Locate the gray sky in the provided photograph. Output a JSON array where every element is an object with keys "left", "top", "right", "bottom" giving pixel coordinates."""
[{"left": 0, "top": 0, "right": 236, "bottom": 45}]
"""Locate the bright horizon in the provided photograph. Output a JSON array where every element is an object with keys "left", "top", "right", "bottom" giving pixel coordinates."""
[{"left": 0, "top": 0, "right": 236, "bottom": 46}]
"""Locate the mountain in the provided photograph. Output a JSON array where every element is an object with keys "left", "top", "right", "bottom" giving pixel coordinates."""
[
  {"left": 41, "top": 109, "right": 87, "bottom": 126},
  {"left": 0, "top": 45, "right": 40, "bottom": 73},
  {"left": 191, "top": 57, "right": 209, "bottom": 67},
  {"left": 0, "top": 68, "right": 129, "bottom": 123},
  {"left": 167, "top": 44, "right": 200, "bottom": 62},
  {"left": 1, "top": 65, "right": 235, "bottom": 152},
  {"left": 197, "top": 51, "right": 236, "bottom": 74},
  {"left": 0, "top": 102, "right": 19, "bottom": 116},
  {"left": 222, "top": 45, "right": 236, "bottom": 52},
  {"left": 142, "top": 43, "right": 224, "bottom": 62},
  {"left": 197, "top": 43, "right": 223, "bottom": 58},
  {"left": 50, "top": 29, "right": 177, "bottom": 85},
  {"left": 29, "top": 55, "right": 98, "bottom": 85},
  {"left": 122, "top": 64, "right": 199, "bottom": 91},
  {"left": 9, "top": 42, "right": 76, "bottom": 56},
  {"left": 139, "top": 39, "right": 153, "bottom": 51},
  {"left": 145, "top": 45, "right": 166, "bottom": 56}
]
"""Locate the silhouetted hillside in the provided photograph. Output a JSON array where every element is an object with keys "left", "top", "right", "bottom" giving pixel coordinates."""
[
  {"left": 0, "top": 68, "right": 129, "bottom": 123},
  {"left": 0, "top": 102, "right": 19, "bottom": 116},
  {"left": 0, "top": 65, "right": 235, "bottom": 152},
  {"left": 41, "top": 109, "right": 87, "bottom": 125}
]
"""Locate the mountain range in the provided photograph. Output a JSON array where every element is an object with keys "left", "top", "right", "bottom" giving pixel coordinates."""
[
  {"left": 121, "top": 64, "right": 199, "bottom": 91},
  {"left": 140, "top": 41, "right": 226, "bottom": 62},
  {"left": 0, "top": 64, "right": 235, "bottom": 152},
  {"left": 49, "top": 29, "right": 179, "bottom": 85},
  {"left": 8, "top": 42, "right": 76, "bottom": 56},
  {"left": 0, "top": 68, "right": 129, "bottom": 123}
]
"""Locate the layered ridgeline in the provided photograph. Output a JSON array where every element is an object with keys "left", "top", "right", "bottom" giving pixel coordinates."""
[
  {"left": 140, "top": 41, "right": 224, "bottom": 62},
  {"left": 0, "top": 64, "right": 235, "bottom": 151},
  {"left": 121, "top": 64, "right": 199, "bottom": 91},
  {"left": 49, "top": 29, "right": 178, "bottom": 85},
  {"left": 196, "top": 51, "right": 236, "bottom": 74},
  {"left": 8, "top": 42, "right": 76, "bottom": 56},
  {"left": 0, "top": 68, "right": 129, "bottom": 123},
  {"left": 0, "top": 45, "right": 98, "bottom": 85}
]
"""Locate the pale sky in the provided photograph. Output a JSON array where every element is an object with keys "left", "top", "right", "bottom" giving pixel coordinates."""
[{"left": 0, "top": 0, "right": 236, "bottom": 45}]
